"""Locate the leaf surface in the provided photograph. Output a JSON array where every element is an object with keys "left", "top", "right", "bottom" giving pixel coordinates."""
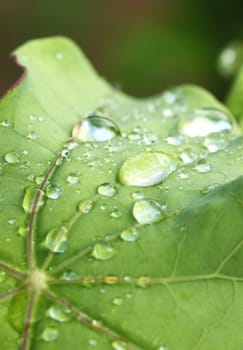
[{"left": 1, "top": 37, "right": 243, "bottom": 350}]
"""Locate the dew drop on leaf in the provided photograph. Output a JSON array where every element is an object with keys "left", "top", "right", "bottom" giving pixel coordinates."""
[
  {"left": 131, "top": 191, "right": 144, "bottom": 200},
  {"left": 78, "top": 199, "right": 94, "bottom": 214},
  {"left": 4, "top": 152, "right": 20, "bottom": 164},
  {"left": 111, "top": 340, "right": 127, "bottom": 350},
  {"left": 203, "top": 134, "right": 228, "bottom": 152},
  {"left": 133, "top": 199, "right": 164, "bottom": 224},
  {"left": 1, "top": 119, "right": 11, "bottom": 127},
  {"left": 195, "top": 162, "right": 211, "bottom": 173},
  {"left": 112, "top": 297, "right": 123, "bottom": 306},
  {"left": 66, "top": 174, "right": 79, "bottom": 184},
  {"left": 120, "top": 227, "right": 139, "bottom": 242},
  {"left": 179, "top": 108, "right": 232, "bottom": 137},
  {"left": 119, "top": 151, "right": 176, "bottom": 187},
  {"left": 110, "top": 208, "right": 122, "bottom": 218},
  {"left": 0, "top": 270, "right": 6, "bottom": 283},
  {"left": 92, "top": 242, "right": 115, "bottom": 261},
  {"left": 41, "top": 327, "right": 59, "bottom": 342},
  {"left": 44, "top": 226, "right": 69, "bottom": 253},
  {"left": 22, "top": 187, "right": 45, "bottom": 214},
  {"left": 47, "top": 304, "right": 72, "bottom": 322},
  {"left": 46, "top": 184, "right": 62, "bottom": 199},
  {"left": 97, "top": 183, "right": 117, "bottom": 197},
  {"left": 72, "top": 115, "right": 120, "bottom": 142},
  {"left": 62, "top": 270, "right": 77, "bottom": 280}
]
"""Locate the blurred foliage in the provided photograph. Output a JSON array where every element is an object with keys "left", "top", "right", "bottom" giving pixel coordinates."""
[{"left": 1, "top": 0, "right": 243, "bottom": 98}]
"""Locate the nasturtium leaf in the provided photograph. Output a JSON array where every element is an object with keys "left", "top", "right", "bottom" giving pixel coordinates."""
[{"left": 1, "top": 37, "right": 243, "bottom": 350}]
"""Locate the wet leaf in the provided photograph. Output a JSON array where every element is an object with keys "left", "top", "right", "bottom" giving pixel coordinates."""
[{"left": 1, "top": 37, "right": 243, "bottom": 350}]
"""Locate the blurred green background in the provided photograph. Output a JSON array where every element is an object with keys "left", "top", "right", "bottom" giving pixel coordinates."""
[{"left": 1, "top": 0, "right": 243, "bottom": 99}]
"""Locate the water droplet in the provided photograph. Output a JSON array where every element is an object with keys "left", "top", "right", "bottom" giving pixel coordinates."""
[
  {"left": 89, "top": 339, "right": 97, "bottom": 346},
  {"left": 201, "top": 183, "right": 220, "bottom": 194},
  {"left": 62, "top": 270, "right": 77, "bottom": 280},
  {"left": 218, "top": 41, "right": 243, "bottom": 77},
  {"left": 180, "top": 150, "right": 197, "bottom": 164},
  {"left": 56, "top": 52, "right": 64, "bottom": 60},
  {"left": 143, "top": 132, "right": 158, "bottom": 144},
  {"left": 41, "top": 327, "right": 59, "bottom": 342},
  {"left": 179, "top": 108, "right": 232, "bottom": 137},
  {"left": 167, "top": 135, "right": 182, "bottom": 145},
  {"left": 203, "top": 134, "right": 228, "bottom": 152},
  {"left": 136, "top": 276, "right": 151, "bottom": 288},
  {"left": 1, "top": 119, "right": 11, "bottom": 127},
  {"left": 0, "top": 270, "right": 6, "bottom": 282},
  {"left": 27, "top": 131, "right": 38, "bottom": 140},
  {"left": 110, "top": 209, "right": 122, "bottom": 218},
  {"left": 133, "top": 199, "right": 164, "bottom": 224},
  {"left": 119, "top": 152, "right": 176, "bottom": 187},
  {"left": 46, "top": 184, "right": 62, "bottom": 199},
  {"left": 66, "top": 174, "right": 79, "bottom": 184},
  {"left": 92, "top": 242, "right": 115, "bottom": 261},
  {"left": 47, "top": 304, "right": 72, "bottom": 322},
  {"left": 4, "top": 152, "right": 20, "bottom": 164},
  {"left": 72, "top": 115, "right": 120, "bottom": 142},
  {"left": 8, "top": 218, "right": 16, "bottom": 225},
  {"left": 131, "top": 191, "right": 144, "bottom": 200},
  {"left": 78, "top": 199, "right": 94, "bottom": 214},
  {"left": 22, "top": 187, "right": 45, "bottom": 214},
  {"left": 195, "top": 162, "right": 211, "bottom": 173},
  {"left": 158, "top": 346, "right": 168, "bottom": 350},
  {"left": 44, "top": 226, "right": 69, "bottom": 253},
  {"left": 120, "top": 227, "right": 139, "bottom": 242},
  {"left": 113, "top": 297, "right": 123, "bottom": 306},
  {"left": 112, "top": 340, "right": 127, "bottom": 350},
  {"left": 97, "top": 183, "right": 117, "bottom": 197}
]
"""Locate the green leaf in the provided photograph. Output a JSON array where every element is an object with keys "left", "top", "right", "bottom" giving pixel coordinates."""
[{"left": 1, "top": 37, "right": 243, "bottom": 350}]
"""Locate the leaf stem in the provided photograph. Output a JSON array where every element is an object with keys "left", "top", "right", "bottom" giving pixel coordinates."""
[
  {"left": 0, "top": 285, "right": 27, "bottom": 302},
  {"left": 43, "top": 290, "right": 142, "bottom": 350},
  {"left": 0, "top": 261, "right": 26, "bottom": 280},
  {"left": 21, "top": 291, "right": 36, "bottom": 350}
]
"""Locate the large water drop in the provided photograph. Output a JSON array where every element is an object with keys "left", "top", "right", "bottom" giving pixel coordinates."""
[
  {"left": 72, "top": 115, "right": 120, "bottom": 142},
  {"left": 133, "top": 199, "right": 164, "bottom": 224},
  {"left": 119, "top": 152, "right": 176, "bottom": 187}
]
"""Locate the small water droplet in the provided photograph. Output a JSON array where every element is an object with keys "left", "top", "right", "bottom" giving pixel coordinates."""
[
  {"left": 143, "top": 132, "right": 158, "bottom": 144},
  {"left": 56, "top": 52, "right": 64, "bottom": 60},
  {"left": 133, "top": 199, "right": 164, "bottom": 224},
  {"left": 131, "top": 191, "right": 144, "bottom": 200},
  {"left": 218, "top": 42, "right": 243, "bottom": 77},
  {"left": 8, "top": 218, "right": 16, "bottom": 225},
  {"left": 158, "top": 346, "right": 168, "bottom": 350},
  {"left": 119, "top": 152, "right": 176, "bottom": 187},
  {"left": 201, "top": 183, "right": 220, "bottom": 194},
  {"left": 167, "top": 135, "right": 182, "bottom": 145},
  {"left": 22, "top": 187, "right": 45, "bottom": 214},
  {"left": 44, "top": 226, "right": 69, "bottom": 253},
  {"left": 47, "top": 304, "right": 72, "bottom": 322},
  {"left": 1, "top": 119, "right": 11, "bottom": 127},
  {"left": 66, "top": 174, "right": 79, "bottom": 184},
  {"left": 179, "top": 108, "right": 232, "bottom": 137},
  {"left": 78, "top": 199, "right": 94, "bottom": 214},
  {"left": 112, "top": 340, "right": 127, "bottom": 350},
  {"left": 0, "top": 270, "right": 6, "bottom": 283},
  {"left": 113, "top": 297, "right": 123, "bottom": 306},
  {"left": 92, "top": 242, "right": 115, "bottom": 261},
  {"left": 203, "top": 134, "right": 228, "bottom": 152},
  {"left": 110, "top": 209, "right": 122, "bottom": 218},
  {"left": 27, "top": 131, "right": 38, "bottom": 140},
  {"left": 97, "top": 183, "right": 117, "bottom": 197},
  {"left": 180, "top": 150, "right": 197, "bottom": 164},
  {"left": 62, "top": 270, "right": 77, "bottom": 280},
  {"left": 4, "top": 152, "right": 20, "bottom": 164},
  {"left": 120, "top": 227, "right": 139, "bottom": 242},
  {"left": 41, "top": 327, "right": 59, "bottom": 342},
  {"left": 136, "top": 276, "right": 151, "bottom": 288},
  {"left": 89, "top": 339, "right": 97, "bottom": 346},
  {"left": 72, "top": 115, "right": 120, "bottom": 142},
  {"left": 46, "top": 184, "right": 62, "bottom": 200},
  {"left": 195, "top": 162, "right": 211, "bottom": 173}
]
